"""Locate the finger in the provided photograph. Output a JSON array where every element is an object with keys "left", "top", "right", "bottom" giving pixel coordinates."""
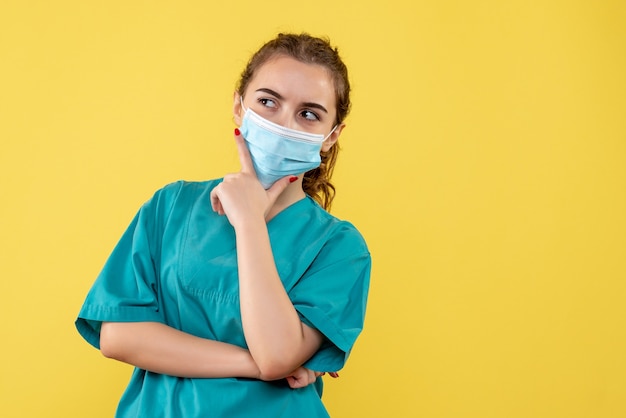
[
  {"left": 210, "top": 188, "right": 224, "bottom": 215},
  {"left": 329, "top": 372, "right": 339, "bottom": 378},
  {"left": 234, "top": 128, "right": 255, "bottom": 174},
  {"left": 286, "top": 376, "right": 298, "bottom": 389},
  {"left": 210, "top": 188, "right": 219, "bottom": 212},
  {"left": 288, "top": 375, "right": 307, "bottom": 389},
  {"left": 266, "top": 175, "right": 297, "bottom": 205}
]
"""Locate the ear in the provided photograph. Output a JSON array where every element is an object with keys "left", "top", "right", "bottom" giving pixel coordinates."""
[
  {"left": 232, "top": 91, "right": 243, "bottom": 126},
  {"left": 321, "top": 123, "right": 345, "bottom": 152}
]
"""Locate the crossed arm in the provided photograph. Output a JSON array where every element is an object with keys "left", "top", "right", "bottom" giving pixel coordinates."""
[
  {"left": 99, "top": 321, "right": 323, "bottom": 388},
  {"left": 99, "top": 130, "right": 330, "bottom": 388},
  {"left": 100, "top": 226, "right": 323, "bottom": 386},
  {"left": 99, "top": 202, "right": 323, "bottom": 386}
]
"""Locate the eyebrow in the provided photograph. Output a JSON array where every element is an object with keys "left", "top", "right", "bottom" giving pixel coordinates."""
[{"left": 255, "top": 88, "right": 328, "bottom": 114}]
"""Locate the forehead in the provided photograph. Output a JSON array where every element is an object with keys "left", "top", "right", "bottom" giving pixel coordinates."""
[{"left": 247, "top": 55, "right": 336, "bottom": 107}]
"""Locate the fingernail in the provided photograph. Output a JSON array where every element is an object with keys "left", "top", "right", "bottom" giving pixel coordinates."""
[
  {"left": 234, "top": 128, "right": 241, "bottom": 136},
  {"left": 289, "top": 176, "right": 298, "bottom": 183}
]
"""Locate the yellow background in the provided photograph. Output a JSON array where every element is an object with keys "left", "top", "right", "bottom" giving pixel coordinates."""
[{"left": 1, "top": 1, "right": 625, "bottom": 417}]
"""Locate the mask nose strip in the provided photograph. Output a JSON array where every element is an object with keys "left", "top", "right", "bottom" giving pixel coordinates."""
[{"left": 242, "top": 95, "right": 336, "bottom": 142}]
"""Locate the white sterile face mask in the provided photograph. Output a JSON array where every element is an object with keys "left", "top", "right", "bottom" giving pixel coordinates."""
[{"left": 239, "top": 99, "right": 337, "bottom": 189}]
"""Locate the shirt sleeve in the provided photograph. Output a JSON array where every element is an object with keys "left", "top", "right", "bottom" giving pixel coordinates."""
[
  {"left": 75, "top": 182, "right": 182, "bottom": 349},
  {"left": 289, "top": 223, "right": 371, "bottom": 372}
]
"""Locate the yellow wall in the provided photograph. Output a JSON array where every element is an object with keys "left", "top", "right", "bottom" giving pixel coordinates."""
[{"left": 1, "top": 1, "right": 625, "bottom": 417}]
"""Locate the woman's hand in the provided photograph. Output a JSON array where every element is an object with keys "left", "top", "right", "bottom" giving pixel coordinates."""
[
  {"left": 210, "top": 129, "right": 294, "bottom": 228},
  {"left": 285, "top": 367, "right": 318, "bottom": 389},
  {"left": 284, "top": 367, "right": 340, "bottom": 389}
]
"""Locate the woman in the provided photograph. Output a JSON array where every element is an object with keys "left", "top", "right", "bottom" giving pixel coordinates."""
[{"left": 76, "top": 33, "right": 371, "bottom": 417}]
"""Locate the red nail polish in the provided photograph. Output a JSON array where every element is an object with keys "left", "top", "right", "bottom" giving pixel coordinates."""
[
  {"left": 234, "top": 128, "right": 241, "bottom": 136},
  {"left": 289, "top": 176, "right": 298, "bottom": 183}
]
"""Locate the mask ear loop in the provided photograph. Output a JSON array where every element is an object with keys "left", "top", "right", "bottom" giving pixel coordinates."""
[
  {"left": 240, "top": 96, "right": 248, "bottom": 114},
  {"left": 323, "top": 125, "right": 338, "bottom": 142}
]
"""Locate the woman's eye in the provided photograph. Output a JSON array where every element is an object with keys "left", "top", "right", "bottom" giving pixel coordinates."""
[
  {"left": 258, "top": 98, "right": 277, "bottom": 108},
  {"left": 301, "top": 110, "right": 320, "bottom": 121}
]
